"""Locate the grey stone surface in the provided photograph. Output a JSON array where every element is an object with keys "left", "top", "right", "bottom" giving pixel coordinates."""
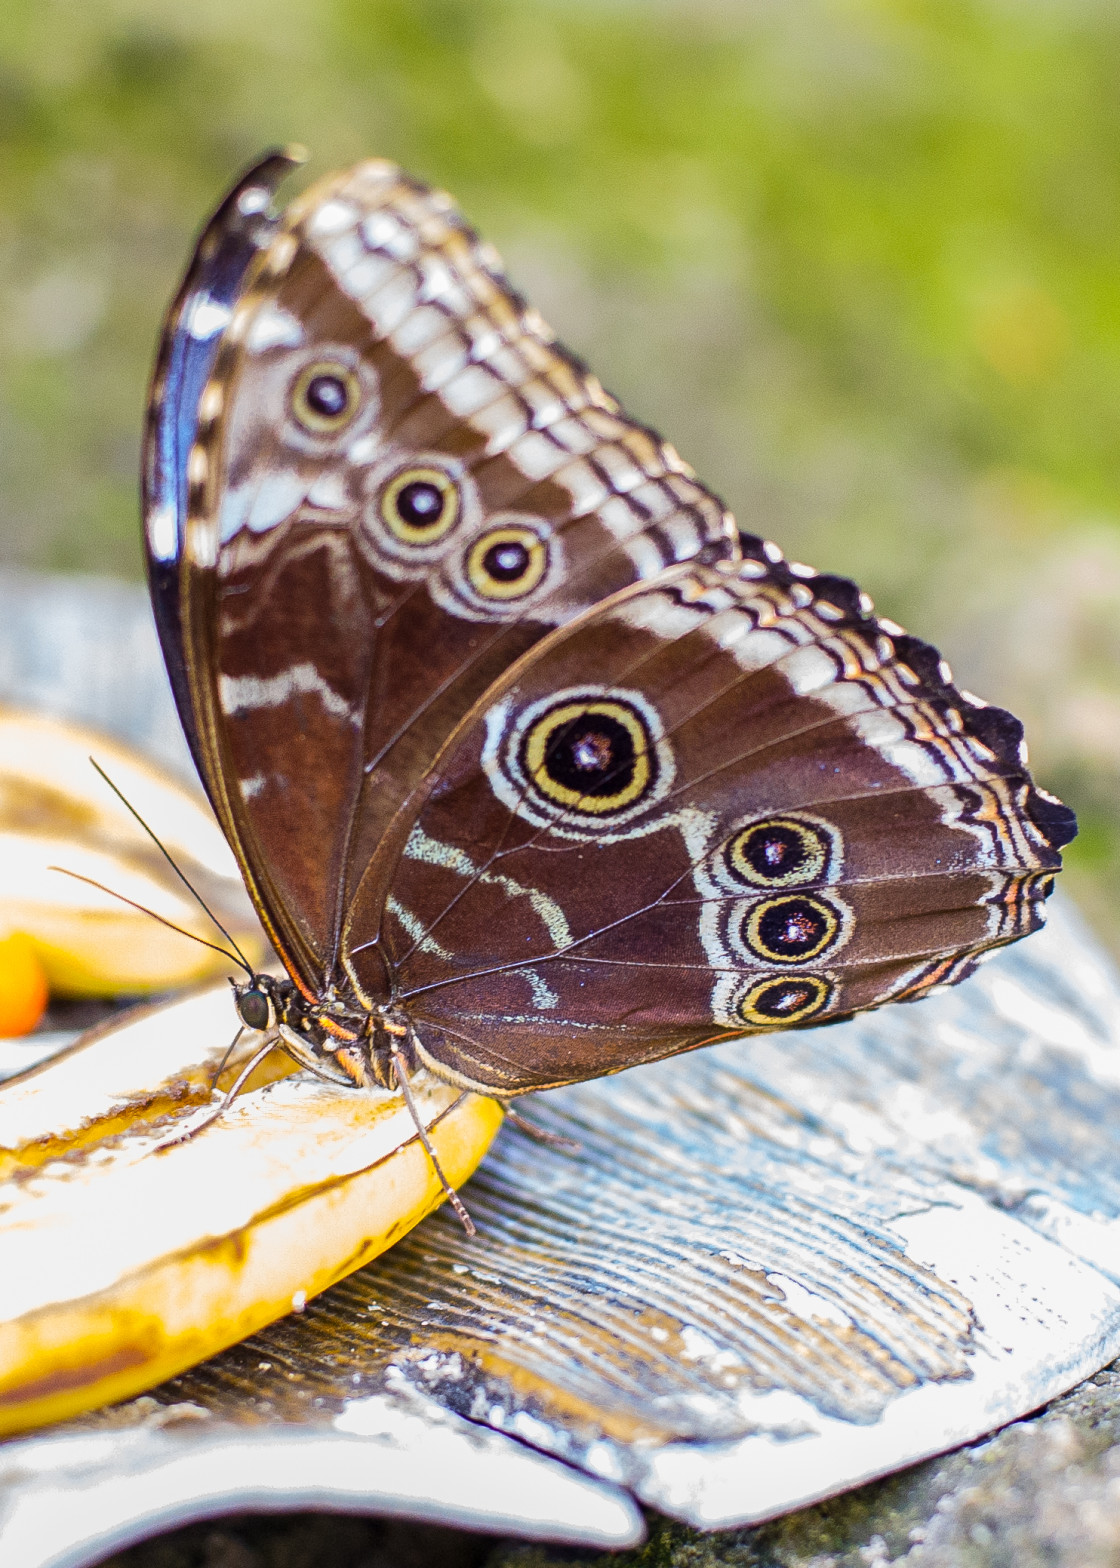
[
  {"left": 490, "top": 1363, "right": 1120, "bottom": 1567},
  {"left": 90, "top": 1360, "right": 1120, "bottom": 1565}
]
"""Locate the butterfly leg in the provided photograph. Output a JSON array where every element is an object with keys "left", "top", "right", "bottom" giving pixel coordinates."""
[
  {"left": 504, "top": 1103, "right": 581, "bottom": 1154},
  {"left": 390, "top": 1041, "right": 476, "bottom": 1237},
  {"left": 153, "top": 1032, "right": 280, "bottom": 1150},
  {"left": 276, "top": 1021, "right": 359, "bottom": 1086},
  {"left": 208, "top": 1021, "right": 246, "bottom": 1093}
]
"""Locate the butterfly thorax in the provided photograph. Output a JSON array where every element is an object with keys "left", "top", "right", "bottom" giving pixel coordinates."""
[{"left": 234, "top": 973, "right": 415, "bottom": 1092}]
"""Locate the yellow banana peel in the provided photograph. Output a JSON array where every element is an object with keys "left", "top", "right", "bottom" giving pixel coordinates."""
[
  {"left": 0, "top": 984, "right": 504, "bottom": 1436},
  {"left": 0, "top": 705, "right": 266, "bottom": 995}
]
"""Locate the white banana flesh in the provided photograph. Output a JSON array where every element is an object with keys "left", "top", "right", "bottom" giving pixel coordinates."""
[{"left": 0, "top": 984, "right": 503, "bottom": 1436}]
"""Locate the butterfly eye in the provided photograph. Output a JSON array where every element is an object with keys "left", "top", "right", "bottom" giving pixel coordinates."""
[
  {"left": 521, "top": 698, "right": 656, "bottom": 815},
  {"left": 290, "top": 362, "right": 361, "bottom": 433},
  {"left": 737, "top": 974, "right": 832, "bottom": 1027},
  {"left": 740, "top": 894, "right": 842, "bottom": 964},
  {"left": 724, "top": 817, "right": 833, "bottom": 889},
  {"left": 466, "top": 525, "right": 548, "bottom": 600},
  {"left": 236, "top": 985, "right": 271, "bottom": 1031},
  {"left": 381, "top": 467, "right": 460, "bottom": 545}
]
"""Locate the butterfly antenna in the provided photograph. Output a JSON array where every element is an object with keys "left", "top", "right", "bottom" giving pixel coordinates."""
[
  {"left": 48, "top": 866, "right": 253, "bottom": 976},
  {"left": 210, "top": 1015, "right": 246, "bottom": 1092},
  {"left": 390, "top": 1045, "right": 476, "bottom": 1236},
  {"left": 88, "top": 758, "right": 255, "bottom": 979}
]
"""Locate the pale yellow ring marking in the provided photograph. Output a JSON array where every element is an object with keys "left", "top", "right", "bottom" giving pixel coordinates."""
[
  {"left": 381, "top": 466, "right": 460, "bottom": 545},
  {"left": 465, "top": 525, "right": 548, "bottom": 601},
  {"left": 742, "top": 894, "right": 841, "bottom": 965},
  {"left": 523, "top": 699, "right": 653, "bottom": 815},
  {"left": 726, "top": 817, "right": 830, "bottom": 889},
  {"left": 290, "top": 360, "right": 361, "bottom": 434},
  {"left": 737, "top": 973, "right": 831, "bottom": 1026}
]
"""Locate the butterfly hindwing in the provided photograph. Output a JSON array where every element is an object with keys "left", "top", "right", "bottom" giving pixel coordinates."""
[{"left": 346, "top": 546, "right": 1070, "bottom": 1094}]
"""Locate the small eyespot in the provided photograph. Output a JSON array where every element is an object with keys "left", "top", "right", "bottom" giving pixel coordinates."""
[
  {"left": 381, "top": 467, "right": 460, "bottom": 545},
  {"left": 466, "top": 525, "right": 548, "bottom": 600},
  {"left": 740, "top": 894, "right": 843, "bottom": 964},
  {"left": 290, "top": 361, "right": 360, "bottom": 433},
  {"left": 521, "top": 697, "right": 656, "bottom": 815},
  {"left": 237, "top": 985, "right": 271, "bottom": 1031},
  {"left": 724, "top": 817, "right": 834, "bottom": 889},
  {"left": 737, "top": 973, "right": 832, "bottom": 1027}
]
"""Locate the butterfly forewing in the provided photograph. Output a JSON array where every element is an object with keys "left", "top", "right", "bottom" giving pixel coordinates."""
[
  {"left": 148, "top": 158, "right": 738, "bottom": 990},
  {"left": 144, "top": 150, "right": 304, "bottom": 790}
]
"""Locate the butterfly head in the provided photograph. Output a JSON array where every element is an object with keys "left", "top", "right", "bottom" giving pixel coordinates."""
[{"left": 232, "top": 973, "right": 285, "bottom": 1033}]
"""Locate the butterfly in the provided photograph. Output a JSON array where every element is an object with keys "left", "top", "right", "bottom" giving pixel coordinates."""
[{"left": 143, "top": 147, "right": 1075, "bottom": 1218}]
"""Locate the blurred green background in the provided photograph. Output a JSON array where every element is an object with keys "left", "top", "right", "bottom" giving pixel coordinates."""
[{"left": 0, "top": 0, "right": 1117, "bottom": 946}]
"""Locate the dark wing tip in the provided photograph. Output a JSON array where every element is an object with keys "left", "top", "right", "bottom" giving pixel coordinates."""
[
  {"left": 1026, "top": 787, "right": 1078, "bottom": 850},
  {"left": 807, "top": 573, "right": 870, "bottom": 622},
  {"left": 890, "top": 633, "right": 954, "bottom": 700},
  {"left": 958, "top": 701, "right": 1024, "bottom": 767},
  {"left": 735, "top": 529, "right": 1078, "bottom": 860}
]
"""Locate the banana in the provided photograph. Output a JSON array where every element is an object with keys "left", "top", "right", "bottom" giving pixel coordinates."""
[
  {"left": 0, "top": 705, "right": 265, "bottom": 997},
  {"left": 0, "top": 982, "right": 503, "bottom": 1436}
]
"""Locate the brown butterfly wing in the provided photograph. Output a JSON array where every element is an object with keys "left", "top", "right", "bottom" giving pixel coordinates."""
[
  {"left": 148, "top": 160, "right": 737, "bottom": 994},
  {"left": 343, "top": 544, "right": 1072, "bottom": 1094}
]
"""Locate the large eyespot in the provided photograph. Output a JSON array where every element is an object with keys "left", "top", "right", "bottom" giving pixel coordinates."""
[
  {"left": 381, "top": 467, "right": 460, "bottom": 545},
  {"left": 739, "top": 894, "right": 843, "bottom": 964},
  {"left": 465, "top": 525, "right": 549, "bottom": 601},
  {"left": 521, "top": 698, "right": 656, "bottom": 816},
  {"left": 737, "top": 973, "right": 832, "bottom": 1027},
  {"left": 484, "top": 685, "right": 675, "bottom": 838},
  {"left": 290, "top": 361, "right": 361, "bottom": 433},
  {"left": 724, "top": 817, "right": 834, "bottom": 889}
]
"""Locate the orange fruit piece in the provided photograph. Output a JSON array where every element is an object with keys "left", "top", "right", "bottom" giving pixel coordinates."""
[{"left": 0, "top": 931, "right": 49, "bottom": 1037}]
